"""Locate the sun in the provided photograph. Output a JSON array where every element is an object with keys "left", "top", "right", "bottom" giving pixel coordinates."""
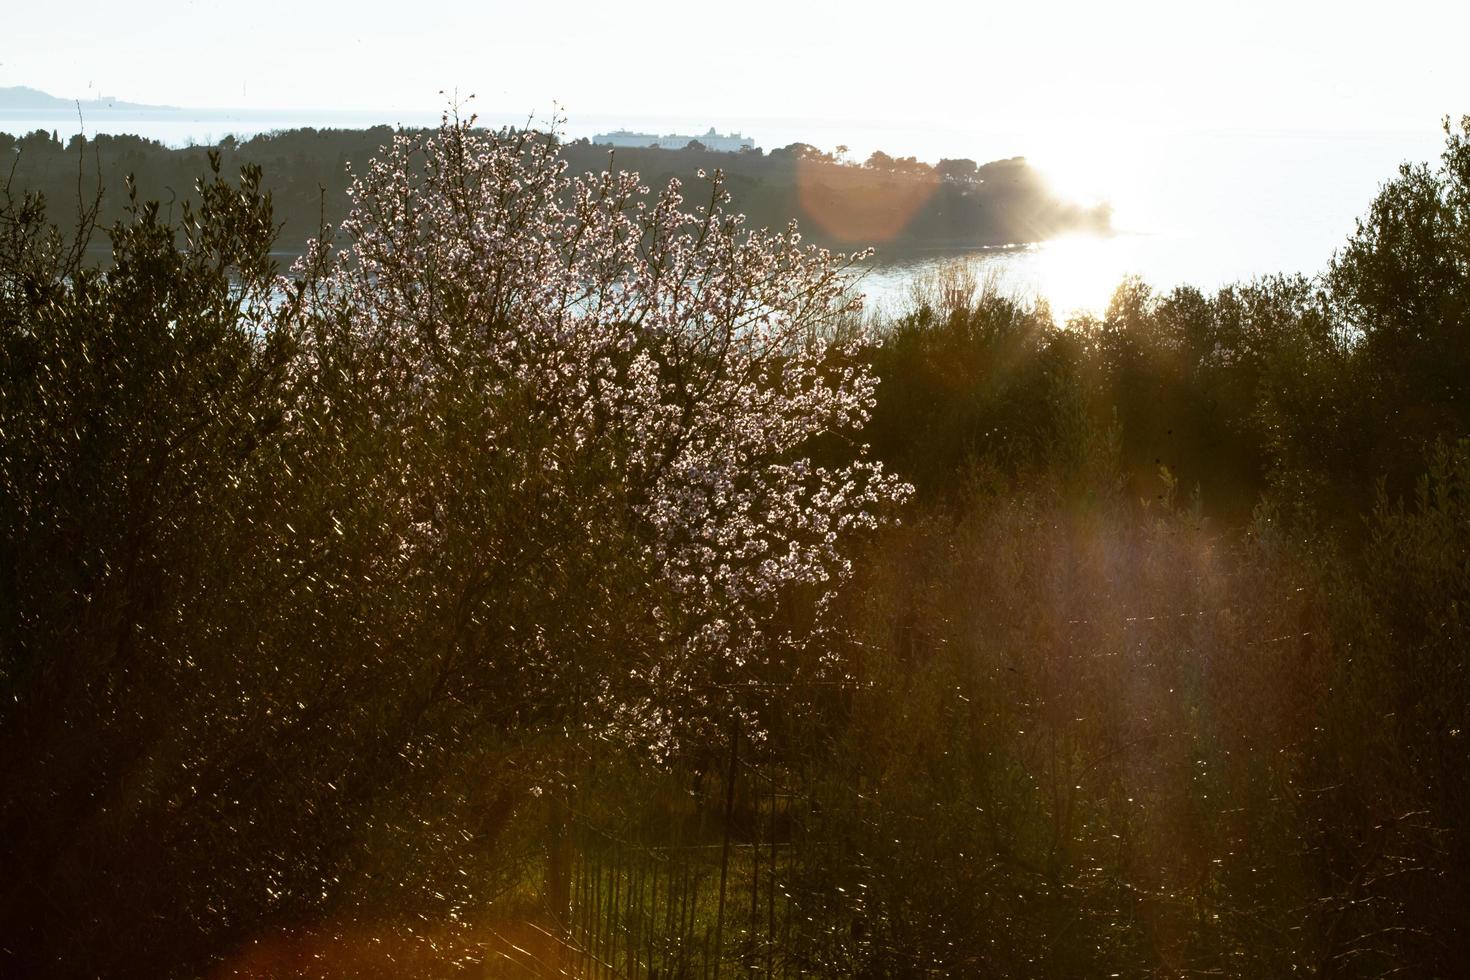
[{"left": 1019, "top": 121, "right": 1177, "bottom": 239}]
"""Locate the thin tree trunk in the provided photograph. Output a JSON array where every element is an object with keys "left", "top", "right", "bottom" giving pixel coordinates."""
[
  {"left": 548, "top": 788, "right": 574, "bottom": 935},
  {"left": 768, "top": 765, "right": 777, "bottom": 979},
  {"left": 713, "top": 721, "right": 740, "bottom": 980}
]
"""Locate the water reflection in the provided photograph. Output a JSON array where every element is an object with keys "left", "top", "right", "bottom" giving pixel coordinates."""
[{"left": 852, "top": 232, "right": 1175, "bottom": 321}]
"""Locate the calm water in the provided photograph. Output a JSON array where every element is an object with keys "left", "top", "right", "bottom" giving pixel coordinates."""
[{"left": 3, "top": 109, "right": 1448, "bottom": 317}]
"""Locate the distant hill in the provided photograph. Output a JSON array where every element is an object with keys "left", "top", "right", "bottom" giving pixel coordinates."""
[
  {"left": 0, "top": 85, "right": 175, "bottom": 111},
  {"left": 0, "top": 125, "right": 1111, "bottom": 255}
]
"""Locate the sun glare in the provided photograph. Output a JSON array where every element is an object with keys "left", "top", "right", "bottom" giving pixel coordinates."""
[{"left": 1030, "top": 234, "right": 1143, "bottom": 319}]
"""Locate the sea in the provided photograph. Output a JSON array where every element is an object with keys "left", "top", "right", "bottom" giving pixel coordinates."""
[{"left": 1, "top": 107, "right": 1451, "bottom": 319}]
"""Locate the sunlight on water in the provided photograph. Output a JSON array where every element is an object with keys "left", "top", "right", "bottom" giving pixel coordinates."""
[
  {"left": 1025, "top": 234, "right": 1145, "bottom": 317},
  {"left": 853, "top": 233, "right": 1171, "bottom": 321},
  {"left": 846, "top": 125, "right": 1449, "bottom": 322}
]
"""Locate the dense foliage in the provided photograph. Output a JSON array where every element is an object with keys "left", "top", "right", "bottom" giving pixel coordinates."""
[{"left": 2, "top": 116, "right": 1468, "bottom": 978}]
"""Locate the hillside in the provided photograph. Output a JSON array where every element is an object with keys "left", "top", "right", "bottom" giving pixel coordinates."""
[
  {"left": 0, "top": 85, "right": 173, "bottom": 111},
  {"left": 0, "top": 124, "right": 1110, "bottom": 255}
]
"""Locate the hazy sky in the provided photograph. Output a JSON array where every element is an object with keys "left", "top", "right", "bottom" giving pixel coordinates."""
[{"left": 8, "top": 0, "right": 1466, "bottom": 137}]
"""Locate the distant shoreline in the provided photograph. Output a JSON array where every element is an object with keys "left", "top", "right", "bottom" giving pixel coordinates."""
[{"left": 2, "top": 123, "right": 1111, "bottom": 255}]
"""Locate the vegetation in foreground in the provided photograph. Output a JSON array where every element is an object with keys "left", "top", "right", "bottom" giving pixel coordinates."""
[{"left": 2, "top": 116, "right": 1468, "bottom": 978}]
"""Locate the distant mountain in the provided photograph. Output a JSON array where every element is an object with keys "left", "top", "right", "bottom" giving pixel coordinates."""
[{"left": 0, "top": 86, "right": 175, "bottom": 111}]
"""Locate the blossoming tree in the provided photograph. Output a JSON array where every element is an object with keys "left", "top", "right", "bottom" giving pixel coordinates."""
[{"left": 302, "top": 114, "right": 909, "bottom": 752}]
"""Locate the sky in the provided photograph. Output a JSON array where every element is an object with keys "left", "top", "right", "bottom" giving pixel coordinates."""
[{"left": 7, "top": 0, "right": 1466, "bottom": 139}]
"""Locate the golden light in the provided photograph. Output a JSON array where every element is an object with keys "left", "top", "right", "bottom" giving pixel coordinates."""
[{"left": 795, "top": 156, "right": 939, "bottom": 245}]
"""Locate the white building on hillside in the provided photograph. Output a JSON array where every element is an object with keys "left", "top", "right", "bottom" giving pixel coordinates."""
[{"left": 592, "top": 127, "right": 756, "bottom": 153}]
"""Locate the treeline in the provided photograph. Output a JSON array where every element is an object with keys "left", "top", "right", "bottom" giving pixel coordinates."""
[
  {"left": 0, "top": 125, "right": 1109, "bottom": 256},
  {"left": 2, "top": 116, "right": 1468, "bottom": 979}
]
